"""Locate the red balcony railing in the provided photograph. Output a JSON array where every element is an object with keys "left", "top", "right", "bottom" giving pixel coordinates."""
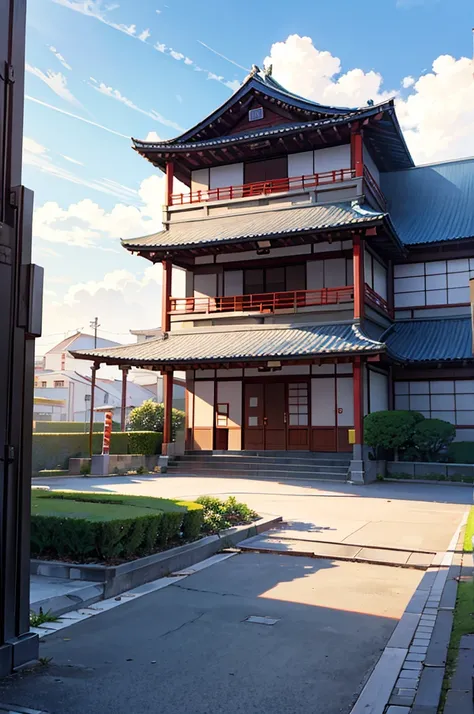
[
  {"left": 170, "top": 286, "right": 354, "bottom": 315},
  {"left": 169, "top": 168, "right": 356, "bottom": 206},
  {"left": 363, "top": 166, "right": 386, "bottom": 210},
  {"left": 365, "top": 283, "right": 390, "bottom": 315}
]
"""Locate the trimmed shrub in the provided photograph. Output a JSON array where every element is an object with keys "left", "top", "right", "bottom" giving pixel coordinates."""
[
  {"left": 181, "top": 503, "right": 205, "bottom": 540},
  {"left": 447, "top": 442, "right": 474, "bottom": 464},
  {"left": 195, "top": 495, "right": 258, "bottom": 535},
  {"left": 128, "top": 400, "right": 185, "bottom": 436},
  {"left": 31, "top": 490, "right": 202, "bottom": 561},
  {"left": 364, "top": 410, "right": 425, "bottom": 460},
  {"left": 37, "top": 469, "right": 69, "bottom": 478},
  {"left": 32, "top": 431, "right": 161, "bottom": 474},
  {"left": 127, "top": 431, "right": 163, "bottom": 456},
  {"left": 33, "top": 422, "right": 117, "bottom": 433},
  {"left": 412, "top": 418, "right": 456, "bottom": 461}
]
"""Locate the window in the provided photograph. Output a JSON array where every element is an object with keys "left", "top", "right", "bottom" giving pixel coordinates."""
[
  {"left": 288, "top": 383, "right": 308, "bottom": 426},
  {"left": 104, "top": 393, "right": 109, "bottom": 405},
  {"left": 394, "top": 380, "right": 474, "bottom": 426},
  {"left": 394, "top": 258, "right": 474, "bottom": 308},
  {"left": 248, "top": 107, "right": 264, "bottom": 122},
  {"left": 242, "top": 264, "right": 306, "bottom": 295},
  {"left": 364, "top": 249, "right": 388, "bottom": 300},
  {"left": 54, "top": 380, "right": 64, "bottom": 388},
  {"left": 41, "top": 381, "right": 47, "bottom": 388},
  {"left": 216, "top": 403, "right": 229, "bottom": 427}
]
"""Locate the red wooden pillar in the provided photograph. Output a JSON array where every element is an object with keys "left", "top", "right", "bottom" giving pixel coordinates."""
[
  {"left": 162, "top": 370, "right": 173, "bottom": 454},
  {"left": 353, "top": 235, "right": 365, "bottom": 319},
  {"left": 120, "top": 366, "right": 129, "bottom": 431},
  {"left": 353, "top": 357, "right": 364, "bottom": 447},
  {"left": 351, "top": 129, "right": 364, "bottom": 177},
  {"left": 165, "top": 161, "right": 174, "bottom": 206},
  {"left": 161, "top": 259, "right": 172, "bottom": 333}
]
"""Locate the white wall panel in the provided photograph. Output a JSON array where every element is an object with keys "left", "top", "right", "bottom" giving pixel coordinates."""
[
  {"left": 311, "top": 378, "right": 335, "bottom": 426},
  {"left": 217, "top": 381, "right": 242, "bottom": 428},
  {"left": 337, "top": 363, "right": 353, "bottom": 374},
  {"left": 426, "top": 274, "right": 447, "bottom": 290},
  {"left": 394, "top": 263, "right": 424, "bottom": 278},
  {"left": 337, "top": 377, "right": 353, "bottom": 426},
  {"left": 448, "top": 258, "right": 470, "bottom": 272},
  {"left": 395, "top": 276, "right": 425, "bottom": 292},
  {"left": 314, "top": 144, "right": 350, "bottom": 172},
  {"left": 448, "top": 287, "right": 470, "bottom": 303},
  {"left": 312, "top": 364, "right": 335, "bottom": 375},
  {"left": 369, "top": 371, "right": 388, "bottom": 412},
  {"left": 209, "top": 163, "right": 243, "bottom": 189},
  {"left": 395, "top": 395, "right": 410, "bottom": 410},
  {"left": 394, "top": 291, "right": 426, "bottom": 307},
  {"left": 425, "top": 261, "right": 446, "bottom": 275},
  {"left": 430, "top": 381, "right": 454, "bottom": 393},
  {"left": 456, "top": 380, "right": 474, "bottom": 393},
  {"left": 456, "top": 411, "right": 474, "bottom": 425},
  {"left": 288, "top": 151, "right": 313, "bottom": 177},
  {"left": 324, "top": 258, "right": 346, "bottom": 287},
  {"left": 307, "top": 261, "right": 324, "bottom": 290},
  {"left": 194, "top": 381, "right": 214, "bottom": 427},
  {"left": 191, "top": 168, "right": 209, "bottom": 192},
  {"left": 224, "top": 270, "right": 243, "bottom": 296},
  {"left": 194, "top": 273, "right": 217, "bottom": 298},
  {"left": 363, "top": 144, "right": 380, "bottom": 184},
  {"left": 373, "top": 260, "right": 388, "bottom": 300},
  {"left": 411, "top": 395, "right": 430, "bottom": 411},
  {"left": 448, "top": 271, "right": 469, "bottom": 288}
]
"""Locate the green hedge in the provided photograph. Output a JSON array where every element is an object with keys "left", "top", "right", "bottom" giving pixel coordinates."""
[
  {"left": 31, "top": 490, "right": 203, "bottom": 561},
  {"left": 448, "top": 442, "right": 474, "bottom": 464},
  {"left": 32, "top": 431, "right": 162, "bottom": 474},
  {"left": 127, "top": 431, "right": 163, "bottom": 456},
  {"left": 33, "top": 422, "right": 117, "bottom": 433}
]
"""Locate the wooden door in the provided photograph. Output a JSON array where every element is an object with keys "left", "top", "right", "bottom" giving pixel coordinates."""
[
  {"left": 264, "top": 383, "right": 286, "bottom": 450},
  {"left": 244, "top": 384, "right": 264, "bottom": 449},
  {"left": 287, "top": 382, "right": 310, "bottom": 450}
]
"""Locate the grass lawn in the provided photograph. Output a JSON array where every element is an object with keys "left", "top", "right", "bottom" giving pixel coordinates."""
[
  {"left": 439, "top": 506, "right": 474, "bottom": 712},
  {"left": 31, "top": 489, "right": 197, "bottom": 520}
]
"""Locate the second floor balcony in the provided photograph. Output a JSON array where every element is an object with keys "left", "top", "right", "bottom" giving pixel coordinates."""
[
  {"left": 168, "top": 166, "right": 386, "bottom": 215},
  {"left": 169, "top": 283, "right": 390, "bottom": 320}
]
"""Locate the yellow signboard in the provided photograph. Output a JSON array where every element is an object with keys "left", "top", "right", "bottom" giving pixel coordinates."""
[{"left": 348, "top": 429, "right": 356, "bottom": 445}]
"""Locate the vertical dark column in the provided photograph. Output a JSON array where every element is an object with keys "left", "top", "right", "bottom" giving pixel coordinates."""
[
  {"left": 161, "top": 259, "right": 172, "bottom": 333},
  {"left": 120, "top": 366, "right": 129, "bottom": 431},
  {"left": 89, "top": 364, "right": 98, "bottom": 457},
  {"left": 353, "top": 235, "right": 365, "bottom": 320},
  {"left": 162, "top": 371, "right": 174, "bottom": 454},
  {"left": 0, "top": 0, "right": 42, "bottom": 674}
]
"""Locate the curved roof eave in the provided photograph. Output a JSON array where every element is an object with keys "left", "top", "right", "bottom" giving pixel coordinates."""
[{"left": 132, "top": 73, "right": 393, "bottom": 150}]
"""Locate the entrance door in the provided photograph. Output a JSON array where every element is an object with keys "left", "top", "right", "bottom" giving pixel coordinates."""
[{"left": 244, "top": 383, "right": 286, "bottom": 450}]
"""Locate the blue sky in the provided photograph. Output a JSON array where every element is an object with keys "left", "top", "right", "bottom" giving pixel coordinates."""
[{"left": 25, "top": 0, "right": 474, "bottom": 352}]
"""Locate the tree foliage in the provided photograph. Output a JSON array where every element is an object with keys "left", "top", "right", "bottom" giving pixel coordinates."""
[
  {"left": 364, "top": 410, "right": 425, "bottom": 460},
  {"left": 128, "top": 399, "right": 185, "bottom": 435},
  {"left": 413, "top": 418, "right": 455, "bottom": 461}
]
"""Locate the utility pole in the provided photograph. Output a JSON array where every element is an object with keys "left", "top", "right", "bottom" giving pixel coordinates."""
[
  {"left": 0, "top": 0, "right": 43, "bottom": 674},
  {"left": 90, "top": 316, "right": 100, "bottom": 347}
]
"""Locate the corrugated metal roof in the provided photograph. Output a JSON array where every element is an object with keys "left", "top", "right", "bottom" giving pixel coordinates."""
[
  {"left": 122, "top": 203, "right": 385, "bottom": 250},
  {"left": 381, "top": 157, "right": 474, "bottom": 245},
  {"left": 385, "top": 318, "right": 473, "bottom": 362},
  {"left": 72, "top": 323, "right": 384, "bottom": 366}
]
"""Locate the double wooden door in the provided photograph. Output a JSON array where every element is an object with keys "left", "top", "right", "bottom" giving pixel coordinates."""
[{"left": 244, "top": 382, "right": 309, "bottom": 450}]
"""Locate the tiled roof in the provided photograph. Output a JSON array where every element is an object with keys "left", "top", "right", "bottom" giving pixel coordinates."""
[
  {"left": 72, "top": 323, "right": 384, "bottom": 366},
  {"left": 381, "top": 157, "right": 474, "bottom": 245},
  {"left": 122, "top": 203, "right": 385, "bottom": 251},
  {"left": 384, "top": 318, "right": 473, "bottom": 362}
]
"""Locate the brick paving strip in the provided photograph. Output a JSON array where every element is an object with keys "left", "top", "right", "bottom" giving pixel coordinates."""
[{"left": 349, "top": 512, "right": 469, "bottom": 714}]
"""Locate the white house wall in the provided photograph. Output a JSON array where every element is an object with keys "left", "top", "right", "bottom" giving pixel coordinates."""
[
  {"left": 363, "top": 144, "right": 380, "bottom": 184},
  {"left": 369, "top": 370, "right": 389, "bottom": 413},
  {"left": 191, "top": 168, "right": 209, "bottom": 193},
  {"left": 224, "top": 270, "right": 243, "bottom": 296},
  {"left": 314, "top": 144, "right": 351, "bottom": 173},
  {"left": 209, "top": 163, "right": 243, "bottom": 189},
  {"left": 312, "top": 378, "right": 336, "bottom": 426},
  {"left": 394, "top": 380, "right": 474, "bottom": 427},
  {"left": 336, "top": 378, "right": 353, "bottom": 426},
  {"left": 193, "top": 380, "right": 214, "bottom": 450},
  {"left": 217, "top": 381, "right": 242, "bottom": 450},
  {"left": 194, "top": 273, "right": 217, "bottom": 299},
  {"left": 288, "top": 151, "right": 313, "bottom": 177}
]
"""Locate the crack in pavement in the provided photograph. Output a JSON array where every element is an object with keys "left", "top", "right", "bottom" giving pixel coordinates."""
[{"left": 160, "top": 612, "right": 205, "bottom": 638}]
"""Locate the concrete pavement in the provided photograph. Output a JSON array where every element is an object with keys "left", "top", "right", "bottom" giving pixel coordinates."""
[{"left": 2, "top": 553, "right": 422, "bottom": 714}]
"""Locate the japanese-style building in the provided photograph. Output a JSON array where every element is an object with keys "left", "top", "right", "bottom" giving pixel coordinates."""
[{"left": 73, "top": 66, "right": 474, "bottom": 482}]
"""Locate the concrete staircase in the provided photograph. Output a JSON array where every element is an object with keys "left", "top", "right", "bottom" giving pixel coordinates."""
[{"left": 167, "top": 451, "right": 350, "bottom": 482}]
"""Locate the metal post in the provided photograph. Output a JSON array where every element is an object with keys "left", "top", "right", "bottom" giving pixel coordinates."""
[
  {"left": 89, "top": 363, "right": 98, "bottom": 457},
  {"left": 0, "top": 0, "right": 43, "bottom": 674},
  {"left": 120, "top": 366, "right": 129, "bottom": 431}
]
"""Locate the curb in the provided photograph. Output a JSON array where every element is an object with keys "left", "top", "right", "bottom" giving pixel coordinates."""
[
  {"left": 30, "top": 515, "right": 282, "bottom": 614},
  {"left": 30, "top": 582, "right": 105, "bottom": 617}
]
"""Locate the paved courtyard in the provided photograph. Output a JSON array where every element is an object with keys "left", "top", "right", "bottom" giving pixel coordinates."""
[{"left": 8, "top": 475, "right": 469, "bottom": 714}]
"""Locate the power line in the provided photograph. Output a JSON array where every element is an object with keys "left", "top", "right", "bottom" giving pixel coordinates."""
[{"left": 89, "top": 317, "right": 100, "bottom": 348}]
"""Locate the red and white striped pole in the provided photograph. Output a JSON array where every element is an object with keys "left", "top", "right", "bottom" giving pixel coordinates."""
[{"left": 102, "top": 410, "right": 113, "bottom": 455}]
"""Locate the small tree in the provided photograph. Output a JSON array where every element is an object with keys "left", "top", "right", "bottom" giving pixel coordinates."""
[
  {"left": 413, "top": 419, "right": 455, "bottom": 462},
  {"left": 364, "top": 410, "right": 425, "bottom": 461},
  {"left": 128, "top": 399, "right": 185, "bottom": 436}
]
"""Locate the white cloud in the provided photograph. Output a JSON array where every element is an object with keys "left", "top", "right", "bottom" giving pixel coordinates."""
[
  {"left": 48, "top": 45, "right": 72, "bottom": 71},
  {"left": 154, "top": 42, "right": 166, "bottom": 53},
  {"left": 156, "top": 9, "right": 161, "bottom": 13},
  {"left": 26, "top": 95, "right": 130, "bottom": 139},
  {"left": 26, "top": 64, "right": 81, "bottom": 106},
  {"left": 38, "top": 264, "right": 166, "bottom": 353},
  {"left": 139, "top": 28, "right": 151, "bottom": 42},
  {"left": 263, "top": 34, "right": 474, "bottom": 163},
  {"left": 145, "top": 131, "right": 161, "bottom": 142},
  {"left": 23, "top": 136, "right": 138, "bottom": 203},
  {"left": 61, "top": 154, "right": 84, "bottom": 166},
  {"left": 170, "top": 50, "right": 184, "bottom": 61},
  {"left": 90, "top": 80, "right": 183, "bottom": 131}
]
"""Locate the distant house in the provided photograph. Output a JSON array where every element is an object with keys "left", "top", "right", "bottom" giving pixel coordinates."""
[{"left": 41, "top": 332, "right": 121, "bottom": 376}]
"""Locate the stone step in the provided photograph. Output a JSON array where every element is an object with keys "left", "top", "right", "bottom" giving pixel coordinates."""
[
  {"left": 166, "top": 466, "right": 348, "bottom": 481},
  {"left": 174, "top": 455, "right": 350, "bottom": 468},
  {"left": 169, "top": 459, "right": 348, "bottom": 474},
  {"left": 185, "top": 450, "right": 350, "bottom": 461}
]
